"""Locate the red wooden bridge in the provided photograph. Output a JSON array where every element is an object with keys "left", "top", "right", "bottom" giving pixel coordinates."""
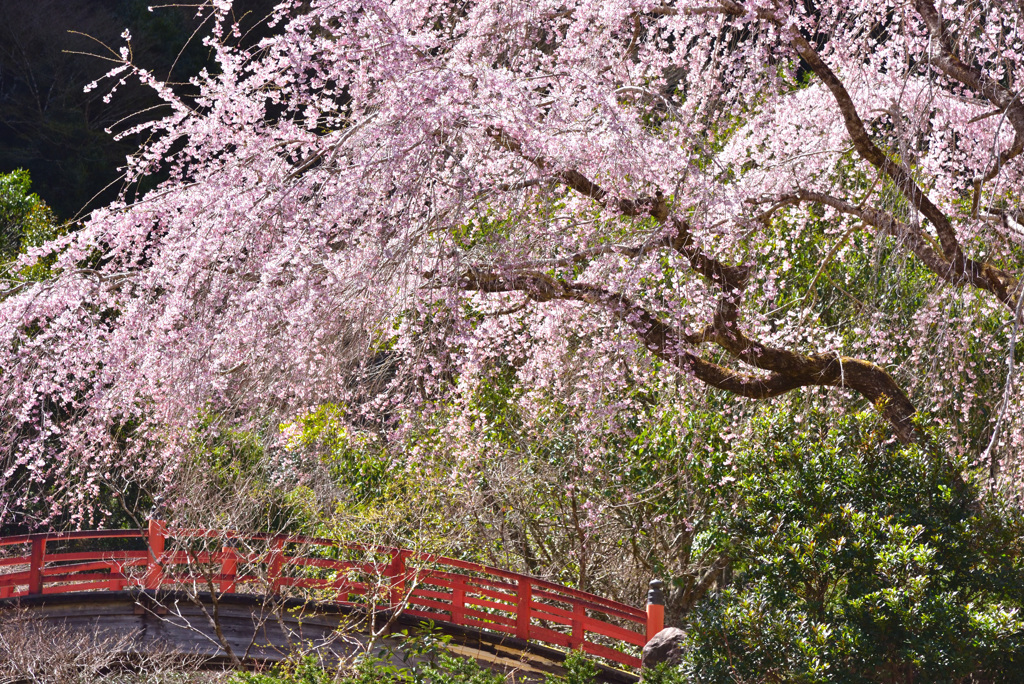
[{"left": 0, "top": 521, "right": 664, "bottom": 672}]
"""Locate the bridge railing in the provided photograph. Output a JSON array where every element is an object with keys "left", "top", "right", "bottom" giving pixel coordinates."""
[{"left": 0, "top": 522, "right": 656, "bottom": 669}]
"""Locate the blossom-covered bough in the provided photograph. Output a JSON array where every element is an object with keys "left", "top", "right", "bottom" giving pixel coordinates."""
[{"left": 0, "top": 0, "right": 1022, "bottom": 522}]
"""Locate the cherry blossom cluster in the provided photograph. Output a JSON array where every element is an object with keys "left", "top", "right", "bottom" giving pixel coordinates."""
[{"left": 0, "top": 0, "right": 1021, "bottom": 524}]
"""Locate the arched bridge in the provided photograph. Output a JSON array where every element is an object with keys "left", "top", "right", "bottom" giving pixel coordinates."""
[{"left": 0, "top": 522, "right": 663, "bottom": 681}]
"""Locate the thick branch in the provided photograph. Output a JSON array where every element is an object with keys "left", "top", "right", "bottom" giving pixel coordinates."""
[
  {"left": 766, "top": 190, "right": 1020, "bottom": 310},
  {"left": 666, "top": 1, "right": 1020, "bottom": 314},
  {"left": 485, "top": 126, "right": 666, "bottom": 219},
  {"left": 768, "top": 17, "right": 1021, "bottom": 313},
  {"left": 911, "top": 0, "right": 1024, "bottom": 144},
  {"left": 481, "top": 129, "right": 916, "bottom": 441},
  {"left": 460, "top": 269, "right": 919, "bottom": 443},
  {"left": 911, "top": 0, "right": 1024, "bottom": 180},
  {"left": 785, "top": 34, "right": 966, "bottom": 264},
  {"left": 488, "top": 128, "right": 747, "bottom": 294}
]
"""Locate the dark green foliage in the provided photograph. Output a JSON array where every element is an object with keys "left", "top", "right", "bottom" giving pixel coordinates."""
[
  {"left": 555, "top": 651, "right": 601, "bottom": 684},
  {"left": 639, "top": 662, "right": 688, "bottom": 684},
  {"left": 0, "top": 168, "right": 56, "bottom": 262},
  {"left": 230, "top": 652, "right": 614, "bottom": 684},
  {"left": 681, "top": 412, "right": 1024, "bottom": 683},
  {"left": 231, "top": 657, "right": 339, "bottom": 684},
  {"left": 230, "top": 624, "right": 512, "bottom": 684},
  {"left": 233, "top": 655, "right": 508, "bottom": 684},
  {"left": 227, "top": 622, "right": 646, "bottom": 684}
]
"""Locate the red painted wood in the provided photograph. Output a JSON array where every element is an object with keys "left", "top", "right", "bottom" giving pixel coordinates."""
[
  {"left": 463, "top": 581, "right": 520, "bottom": 600},
  {"left": 160, "top": 529, "right": 641, "bottom": 615},
  {"left": 459, "top": 607, "right": 517, "bottom": 627},
  {"left": 220, "top": 546, "right": 237, "bottom": 594},
  {"left": 533, "top": 587, "right": 645, "bottom": 620},
  {"left": 457, "top": 616, "right": 519, "bottom": 637},
  {"left": 418, "top": 567, "right": 519, "bottom": 592},
  {"left": 530, "top": 601, "right": 577, "bottom": 624},
  {"left": 529, "top": 624, "right": 573, "bottom": 648},
  {"left": 451, "top": 576, "right": 466, "bottom": 625},
  {"left": 42, "top": 571, "right": 127, "bottom": 584},
  {"left": 164, "top": 550, "right": 220, "bottom": 565},
  {"left": 41, "top": 578, "right": 130, "bottom": 595},
  {"left": 406, "top": 595, "right": 457, "bottom": 614},
  {"left": 515, "top": 578, "right": 532, "bottom": 640},
  {"left": 0, "top": 556, "right": 29, "bottom": 568},
  {"left": 646, "top": 603, "right": 665, "bottom": 641},
  {"left": 415, "top": 555, "right": 645, "bottom": 619},
  {"left": 42, "top": 560, "right": 117, "bottom": 576},
  {"left": 457, "top": 594, "right": 517, "bottom": 614},
  {"left": 571, "top": 601, "right": 586, "bottom": 649},
  {"left": 0, "top": 570, "right": 31, "bottom": 586},
  {"left": 386, "top": 549, "right": 409, "bottom": 606},
  {"left": 0, "top": 529, "right": 144, "bottom": 548},
  {"left": 401, "top": 607, "right": 517, "bottom": 635},
  {"left": 0, "top": 525, "right": 647, "bottom": 670},
  {"left": 145, "top": 519, "right": 166, "bottom": 590},
  {"left": 407, "top": 588, "right": 457, "bottom": 604},
  {"left": 42, "top": 551, "right": 146, "bottom": 566},
  {"left": 28, "top": 538, "right": 44, "bottom": 595},
  {"left": 581, "top": 617, "right": 648, "bottom": 647},
  {"left": 268, "top": 538, "right": 285, "bottom": 593}
]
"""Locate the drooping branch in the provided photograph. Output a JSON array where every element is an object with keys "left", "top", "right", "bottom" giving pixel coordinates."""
[
  {"left": 459, "top": 267, "right": 918, "bottom": 443},
  {"left": 761, "top": 190, "right": 1020, "bottom": 311},
  {"left": 785, "top": 35, "right": 966, "bottom": 262},
  {"left": 476, "top": 130, "right": 919, "bottom": 440},
  {"left": 659, "top": 1, "right": 1023, "bottom": 185},
  {"left": 911, "top": 0, "right": 1024, "bottom": 180},
  {"left": 659, "top": 1, "right": 1020, "bottom": 264},
  {"left": 696, "top": 1, "right": 1024, "bottom": 315},
  {"left": 485, "top": 127, "right": 667, "bottom": 220}
]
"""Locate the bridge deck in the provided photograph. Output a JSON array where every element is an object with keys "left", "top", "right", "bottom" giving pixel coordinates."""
[
  {"left": 1, "top": 591, "right": 638, "bottom": 683},
  {"left": 0, "top": 523, "right": 654, "bottom": 679}
]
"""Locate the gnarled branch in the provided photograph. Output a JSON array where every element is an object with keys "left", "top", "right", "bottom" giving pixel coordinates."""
[{"left": 459, "top": 268, "right": 918, "bottom": 443}]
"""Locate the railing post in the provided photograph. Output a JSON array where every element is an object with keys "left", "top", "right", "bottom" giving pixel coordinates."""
[
  {"left": 28, "top": 537, "right": 45, "bottom": 595},
  {"left": 570, "top": 601, "right": 586, "bottom": 649},
  {"left": 646, "top": 578, "right": 665, "bottom": 641},
  {"left": 145, "top": 519, "right": 166, "bottom": 591},
  {"left": 220, "top": 544, "right": 237, "bottom": 594},
  {"left": 515, "top": 578, "right": 532, "bottom": 640},
  {"left": 112, "top": 561, "right": 128, "bottom": 591},
  {"left": 450, "top": 575, "right": 466, "bottom": 625},
  {"left": 385, "top": 549, "right": 408, "bottom": 607},
  {"left": 268, "top": 538, "right": 285, "bottom": 593}
]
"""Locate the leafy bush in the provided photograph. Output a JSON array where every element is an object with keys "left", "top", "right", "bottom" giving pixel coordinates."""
[
  {"left": 231, "top": 649, "right": 536, "bottom": 684},
  {"left": 0, "top": 168, "right": 58, "bottom": 269},
  {"left": 230, "top": 623, "right": 510, "bottom": 684},
  {"left": 229, "top": 626, "right": 634, "bottom": 684},
  {"left": 639, "top": 662, "right": 688, "bottom": 684},
  {"left": 681, "top": 413, "right": 1024, "bottom": 683}
]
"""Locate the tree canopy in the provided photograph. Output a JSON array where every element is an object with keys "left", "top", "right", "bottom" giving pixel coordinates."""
[{"left": 0, "top": 0, "right": 1022, "bottom": 524}]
